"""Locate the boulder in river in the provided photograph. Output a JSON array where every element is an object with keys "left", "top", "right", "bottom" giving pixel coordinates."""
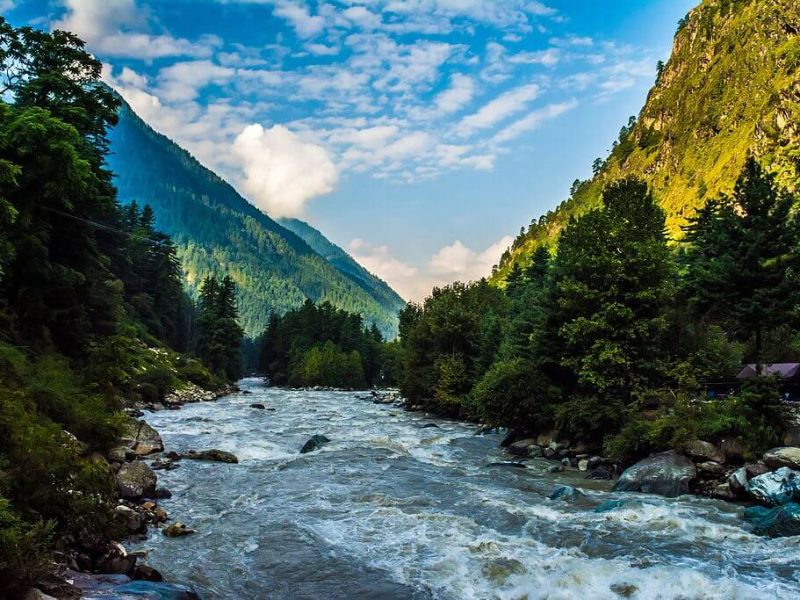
[
  {"left": 421, "top": 423, "right": 440, "bottom": 429},
  {"left": 121, "top": 420, "right": 164, "bottom": 456},
  {"left": 164, "top": 522, "right": 196, "bottom": 538},
  {"left": 682, "top": 440, "right": 725, "bottom": 464},
  {"left": 744, "top": 502, "right": 800, "bottom": 537},
  {"left": 183, "top": 449, "right": 239, "bottom": 464},
  {"left": 300, "top": 434, "right": 330, "bottom": 454},
  {"left": 549, "top": 485, "right": 584, "bottom": 500},
  {"left": 613, "top": 451, "right": 696, "bottom": 497},
  {"left": 508, "top": 438, "right": 537, "bottom": 457},
  {"left": 116, "top": 461, "right": 157, "bottom": 500},
  {"left": 250, "top": 403, "right": 266, "bottom": 409},
  {"left": 762, "top": 447, "right": 800, "bottom": 471},
  {"left": 748, "top": 467, "right": 800, "bottom": 506}
]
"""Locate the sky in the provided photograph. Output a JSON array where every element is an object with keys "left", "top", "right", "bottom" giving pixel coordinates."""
[{"left": 5, "top": 0, "right": 697, "bottom": 301}]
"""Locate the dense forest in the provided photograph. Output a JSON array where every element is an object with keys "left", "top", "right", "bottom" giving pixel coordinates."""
[
  {"left": 0, "top": 20, "right": 242, "bottom": 594},
  {"left": 257, "top": 301, "right": 398, "bottom": 389},
  {"left": 397, "top": 161, "right": 798, "bottom": 464}
]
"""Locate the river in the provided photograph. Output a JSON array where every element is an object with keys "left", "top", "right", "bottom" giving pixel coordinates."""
[{"left": 130, "top": 378, "right": 800, "bottom": 599}]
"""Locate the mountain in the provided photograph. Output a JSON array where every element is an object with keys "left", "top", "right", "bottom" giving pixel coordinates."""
[
  {"left": 278, "top": 217, "right": 406, "bottom": 318},
  {"left": 494, "top": 0, "right": 800, "bottom": 281},
  {"left": 106, "top": 100, "right": 404, "bottom": 338}
]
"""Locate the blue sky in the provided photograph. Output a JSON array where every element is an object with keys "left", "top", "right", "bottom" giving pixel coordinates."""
[{"left": 6, "top": 0, "right": 696, "bottom": 300}]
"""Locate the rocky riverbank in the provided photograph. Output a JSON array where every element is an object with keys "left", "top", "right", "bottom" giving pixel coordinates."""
[{"left": 21, "top": 384, "right": 237, "bottom": 600}]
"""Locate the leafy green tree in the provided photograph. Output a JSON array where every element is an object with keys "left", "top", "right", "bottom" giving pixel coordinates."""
[
  {"left": 544, "top": 177, "right": 674, "bottom": 403},
  {"left": 681, "top": 158, "right": 800, "bottom": 371},
  {"left": 195, "top": 275, "right": 244, "bottom": 381}
]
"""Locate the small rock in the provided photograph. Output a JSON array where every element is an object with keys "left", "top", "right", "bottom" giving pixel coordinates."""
[
  {"left": 578, "top": 459, "right": 589, "bottom": 472},
  {"left": 711, "top": 482, "right": 738, "bottom": 501},
  {"left": 528, "top": 446, "right": 543, "bottom": 458},
  {"left": 544, "top": 448, "right": 556, "bottom": 459},
  {"left": 508, "top": 438, "right": 537, "bottom": 457},
  {"left": 164, "top": 522, "right": 196, "bottom": 538},
  {"left": 536, "top": 432, "right": 556, "bottom": 447},
  {"left": 696, "top": 461, "right": 726, "bottom": 478},
  {"left": 114, "top": 505, "right": 145, "bottom": 534},
  {"left": 183, "top": 449, "right": 239, "bottom": 464},
  {"left": 682, "top": 440, "right": 725, "bottom": 464},
  {"left": 153, "top": 487, "right": 172, "bottom": 499},
  {"left": 746, "top": 462, "right": 771, "bottom": 479},
  {"left": 300, "top": 434, "right": 331, "bottom": 454},
  {"left": 548, "top": 485, "right": 583, "bottom": 500},
  {"left": 548, "top": 465, "right": 564, "bottom": 473},
  {"left": 561, "top": 457, "right": 571, "bottom": 467},
  {"left": 587, "top": 456, "right": 605, "bottom": 470},
  {"left": 250, "top": 403, "right": 266, "bottom": 409},
  {"left": 421, "top": 423, "right": 440, "bottom": 429},
  {"left": 763, "top": 447, "right": 800, "bottom": 471},
  {"left": 116, "top": 462, "right": 157, "bottom": 500},
  {"left": 134, "top": 565, "right": 164, "bottom": 582},
  {"left": 486, "top": 462, "right": 527, "bottom": 469},
  {"left": 728, "top": 467, "right": 750, "bottom": 497},
  {"left": 748, "top": 467, "right": 800, "bottom": 506},
  {"left": 587, "top": 466, "right": 613, "bottom": 480}
]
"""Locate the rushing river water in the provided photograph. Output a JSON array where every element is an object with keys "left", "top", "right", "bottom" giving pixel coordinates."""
[{"left": 131, "top": 378, "right": 800, "bottom": 599}]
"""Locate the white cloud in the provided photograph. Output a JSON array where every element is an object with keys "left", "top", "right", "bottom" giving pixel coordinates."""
[
  {"left": 491, "top": 99, "right": 577, "bottom": 144},
  {"left": 0, "top": 1, "right": 16, "bottom": 12},
  {"left": 433, "top": 73, "right": 476, "bottom": 115},
  {"left": 54, "top": 0, "right": 217, "bottom": 59},
  {"left": 507, "top": 48, "right": 560, "bottom": 66},
  {"left": 156, "top": 60, "right": 236, "bottom": 102},
  {"left": 456, "top": 83, "right": 539, "bottom": 136},
  {"left": 430, "top": 236, "right": 514, "bottom": 279},
  {"left": 232, "top": 124, "right": 339, "bottom": 218},
  {"left": 272, "top": 1, "right": 325, "bottom": 38}
]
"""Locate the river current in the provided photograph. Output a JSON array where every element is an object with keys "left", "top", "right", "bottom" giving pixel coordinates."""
[{"left": 131, "top": 378, "right": 800, "bottom": 599}]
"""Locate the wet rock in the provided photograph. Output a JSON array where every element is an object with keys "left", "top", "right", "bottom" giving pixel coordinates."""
[
  {"left": 250, "top": 403, "right": 266, "bottom": 409},
  {"left": 114, "top": 505, "right": 145, "bottom": 534},
  {"left": 528, "top": 446, "right": 543, "bottom": 458},
  {"left": 107, "top": 446, "right": 135, "bottom": 463},
  {"left": 164, "top": 522, "right": 196, "bottom": 538},
  {"left": 183, "top": 449, "right": 239, "bottom": 464},
  {"left": 151, "top": 457, "right": 178, "bottom": 471},
  {"left": 164, "top": 451, "right": 181, "bottom": 461},
  {"left": 587, "top": 466, "right": 614, "bottom": 480},
  {"left": 536, "top": 432, "right": 556, "bottom": 447},
  {"left": 486, "top": 461, "right": 527, "bottom": 469},
  {"left": 116, "top": 461, "right": 157, "bottom": 500},
  {"left": 421, "top": 423, "right": 440, "bottom": 429},
  {"left": 300, "top": 434, "right": 331, "bottom": 454},
  {"left": 728, "top": 467, "right": 750, "bottom": 497},
  {"left": 561, "top": 457, "right": 571, "bottom": 467},
  {"left": 744, "top": 502, "right": 800, "bottom": 537},
  {"left": 21, "top": 589, "right": 57, "bottom": 600},
  {"left": 547, "top": 465, "right": 564, "bottom": 473},
  {"left": 500, "top": 429, "right": 524, "bottom": 447},
  {"left": 475, "top": 425, "right": 501, "bottom": 435},
  {"left": 594, "top": 499, "right": 630, "bottom": 513},
  {"left": 763, "top": 447, "right": 800, "bottom": 470},
  {"left": 115, "top": 581, "right": 200, "bottom": 600},
  {"left": 121, "top": 420, "right": 164, "bottom": 457},
  {"left": 97, "top": 542, "right": 136, "bottom": 575},
  {"left": 549, "top": 485, "right": 584, "bottom": 500},
  {"left": 748, "top": 467, "right": 800, "bottom": 506},
  {"left": 578, "top": 459, "right": 590, "bottom": 472},
  {"left": 682, "top": 440, "right": 725, "bottom": 464},
  {"left": 133, "top": 565, "right": 164, "bottom": 582},
  {"left": 746, "top": 462, "right": 771, "bottom": 479},
  {"left": 588, "top": 456, "right": 605, "bottom": 470},
  {"left": 544, "top": 448, "right": 556, "bottom": 459},
  {"left": 696, "top": 461, "right": 726, "bottom": 478},
  {"left": 613, "top": 451, "right": 696, "bottom": 498},
  {"left": 711, "top": 483, "right": 738, "bottom": 501},
  {"left": 154, "top": 486, "right": 172, "bottom": 499},
  {"left": 508, "top": 438, "right": 537, "bottom": 456}
]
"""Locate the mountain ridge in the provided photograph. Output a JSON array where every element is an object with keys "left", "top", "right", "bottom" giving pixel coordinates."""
[
  {"left": 107, "top": 99, "right": 404, "bottom": 337},
  {"left": 494, "top": 0, "right": 800, "bottom": 282}
]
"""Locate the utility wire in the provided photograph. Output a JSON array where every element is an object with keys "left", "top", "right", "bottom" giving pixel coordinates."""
[{"left": 35, "top": 204, "right": 172, "bottom": 247}]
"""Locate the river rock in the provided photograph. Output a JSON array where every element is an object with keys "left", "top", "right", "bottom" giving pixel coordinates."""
[
  {"left": 549, "top": 485, "right": 584, "bottom": 500},
  {"left": 536, "top": 432, "right": 556, "bottom": 447},
  {"left": 547, "top": 465, "right": 564, "bottom": 473},
  {"left": 183, "top": 449, "right": 239, "bottom": 464},
  {"left": 421, "top": 423, "right": 440, "bottom": 429},
  {"left": 613, "top": 451, "right": 696, "bottom": 497},
  {"left": 682, "top": 440, "right": 725, "bottom": 464},
  {"left": 728, "top": 467, "right": 750, "bottom": 496},
  {"left": 696, "top": 461, "right": 726, "bottom": 478},
  {"left": 783, "top": 427, "right": 800, "bottom": 447},
  {"left": 107, "top": 446, "right": 135, "bottom": 463},
  {"left": 578, "top": 459, "right": 589, "bottom": 472},
  {"left": 114, "top": 505, "right": 145, "bottom": 534},
  {"left": 21, "top": 589, "right": 57, "bottom": 600},
  {"left": 748, "top": 467, "right": 800, "bottom": 506},
  {"left": 116, "top": 462, "right": 157, "bottom": 500},
  {"left": 133, "top": 565, "right": 164, "bottom": 582},
  {"left": 745, "top": 502, "right": 800, "bottom": 537},
  {"left": 97, "top": 542, "right": 136, "bottom": 575},
  {"left": 121, "top": 420, "right": 164, "bottom": 457},
  {"left": 164, "top": 522, "right": 196, "bottom": 538},
  {"left": 486, "top": 461, "right": 527, "bottom": 469},
  {"left": 508, "top": 438, "right": 537, "bottom": 456},
  {"left": 115, "top": 581, "right": 200, "bottom": 600},
  {"left": 300, "top": 434, "right": 330, "bottom": 454},
  {"left": 250, "top": 403, "right": 266, "bottom": 409},
  {"left": 587, "top": 466, "right": 613, "bottom": 480},
  {"left": 711, "top": 483, "right": 738, "bottom": 501},
  {"left": 763, "top": 447, "right": 800, "bottom": 470}
]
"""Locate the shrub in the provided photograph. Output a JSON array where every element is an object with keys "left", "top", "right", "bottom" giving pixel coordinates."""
[
  {"left": 554, "top": 395, "right": 626, "bottom": 447},
  {"left": 176, "top": 357, "right": 218, "bottom": 389},
  {"left": 0, "top": 497, "right": 52, "bottom": 595}
]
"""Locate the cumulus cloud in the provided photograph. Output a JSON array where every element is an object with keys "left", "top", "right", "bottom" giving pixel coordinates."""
[
  {"left": 433, "top": 73, "right": 476, "bottom": 115},
  {"left": 273, "top": 1, "right": 325, "bottom": 38},
  {"left": 54, "top": 0, "right": 217, "bottom": 59},
  {"left": 429, "top": 236, "right": 513, "bottom": 279},
  {"left": 232, "top": 124, "right": 339, "bottom": 218},
  {"left": 456, "top": 83, "right": 539, "bottom": 136}
]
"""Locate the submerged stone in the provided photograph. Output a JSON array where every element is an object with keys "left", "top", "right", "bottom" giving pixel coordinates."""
[
  {"left": 613, "top": 451, "right": 696, "bottom": 498},
  {"left": 744, "top": 502, "right": 800, "bottom": 537},
  {"left": 183, "top": 449, "right": 239, "bottom": 464},
  {"left": 300, "top": 434, "right": 331, "bottom": 454},
  {"left": 549, "top": 485, "right": 584, "bottom": 500}
]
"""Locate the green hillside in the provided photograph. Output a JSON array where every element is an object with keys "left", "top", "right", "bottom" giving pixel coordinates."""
[
  {"left": 494, "top": 0, "right": 800, "bottom": 282},
  {"left": 107, "top": 101, "right": 403, "bottom": 338},
  {"left": 279, "top": 217, "right": 406, "bottom": 315}
]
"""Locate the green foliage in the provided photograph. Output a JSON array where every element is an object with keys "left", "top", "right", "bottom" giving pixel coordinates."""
[
  {"left": 195, "top": 275, "right": 245, "bottom": 381},
  {"left": 0, "top": 497, "right": 53, "bottom": 595},
  {"left": 259, "top": 300, "right": 386, "bottom": 389}
]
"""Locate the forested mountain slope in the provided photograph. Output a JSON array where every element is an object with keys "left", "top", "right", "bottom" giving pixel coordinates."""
[
  {"left": 107, "top": 101, "right": 403, "bottom": 337},
  {"left": 494, "top": 0, "right": 800, "bottom": 281},
  {"left": 278, "top": 217, "right": 406, "bottom": 318}
]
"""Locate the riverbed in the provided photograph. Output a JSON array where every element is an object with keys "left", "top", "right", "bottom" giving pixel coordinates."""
[{"left": 131, "top": 378, "right": 800, "bottom": 599}]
